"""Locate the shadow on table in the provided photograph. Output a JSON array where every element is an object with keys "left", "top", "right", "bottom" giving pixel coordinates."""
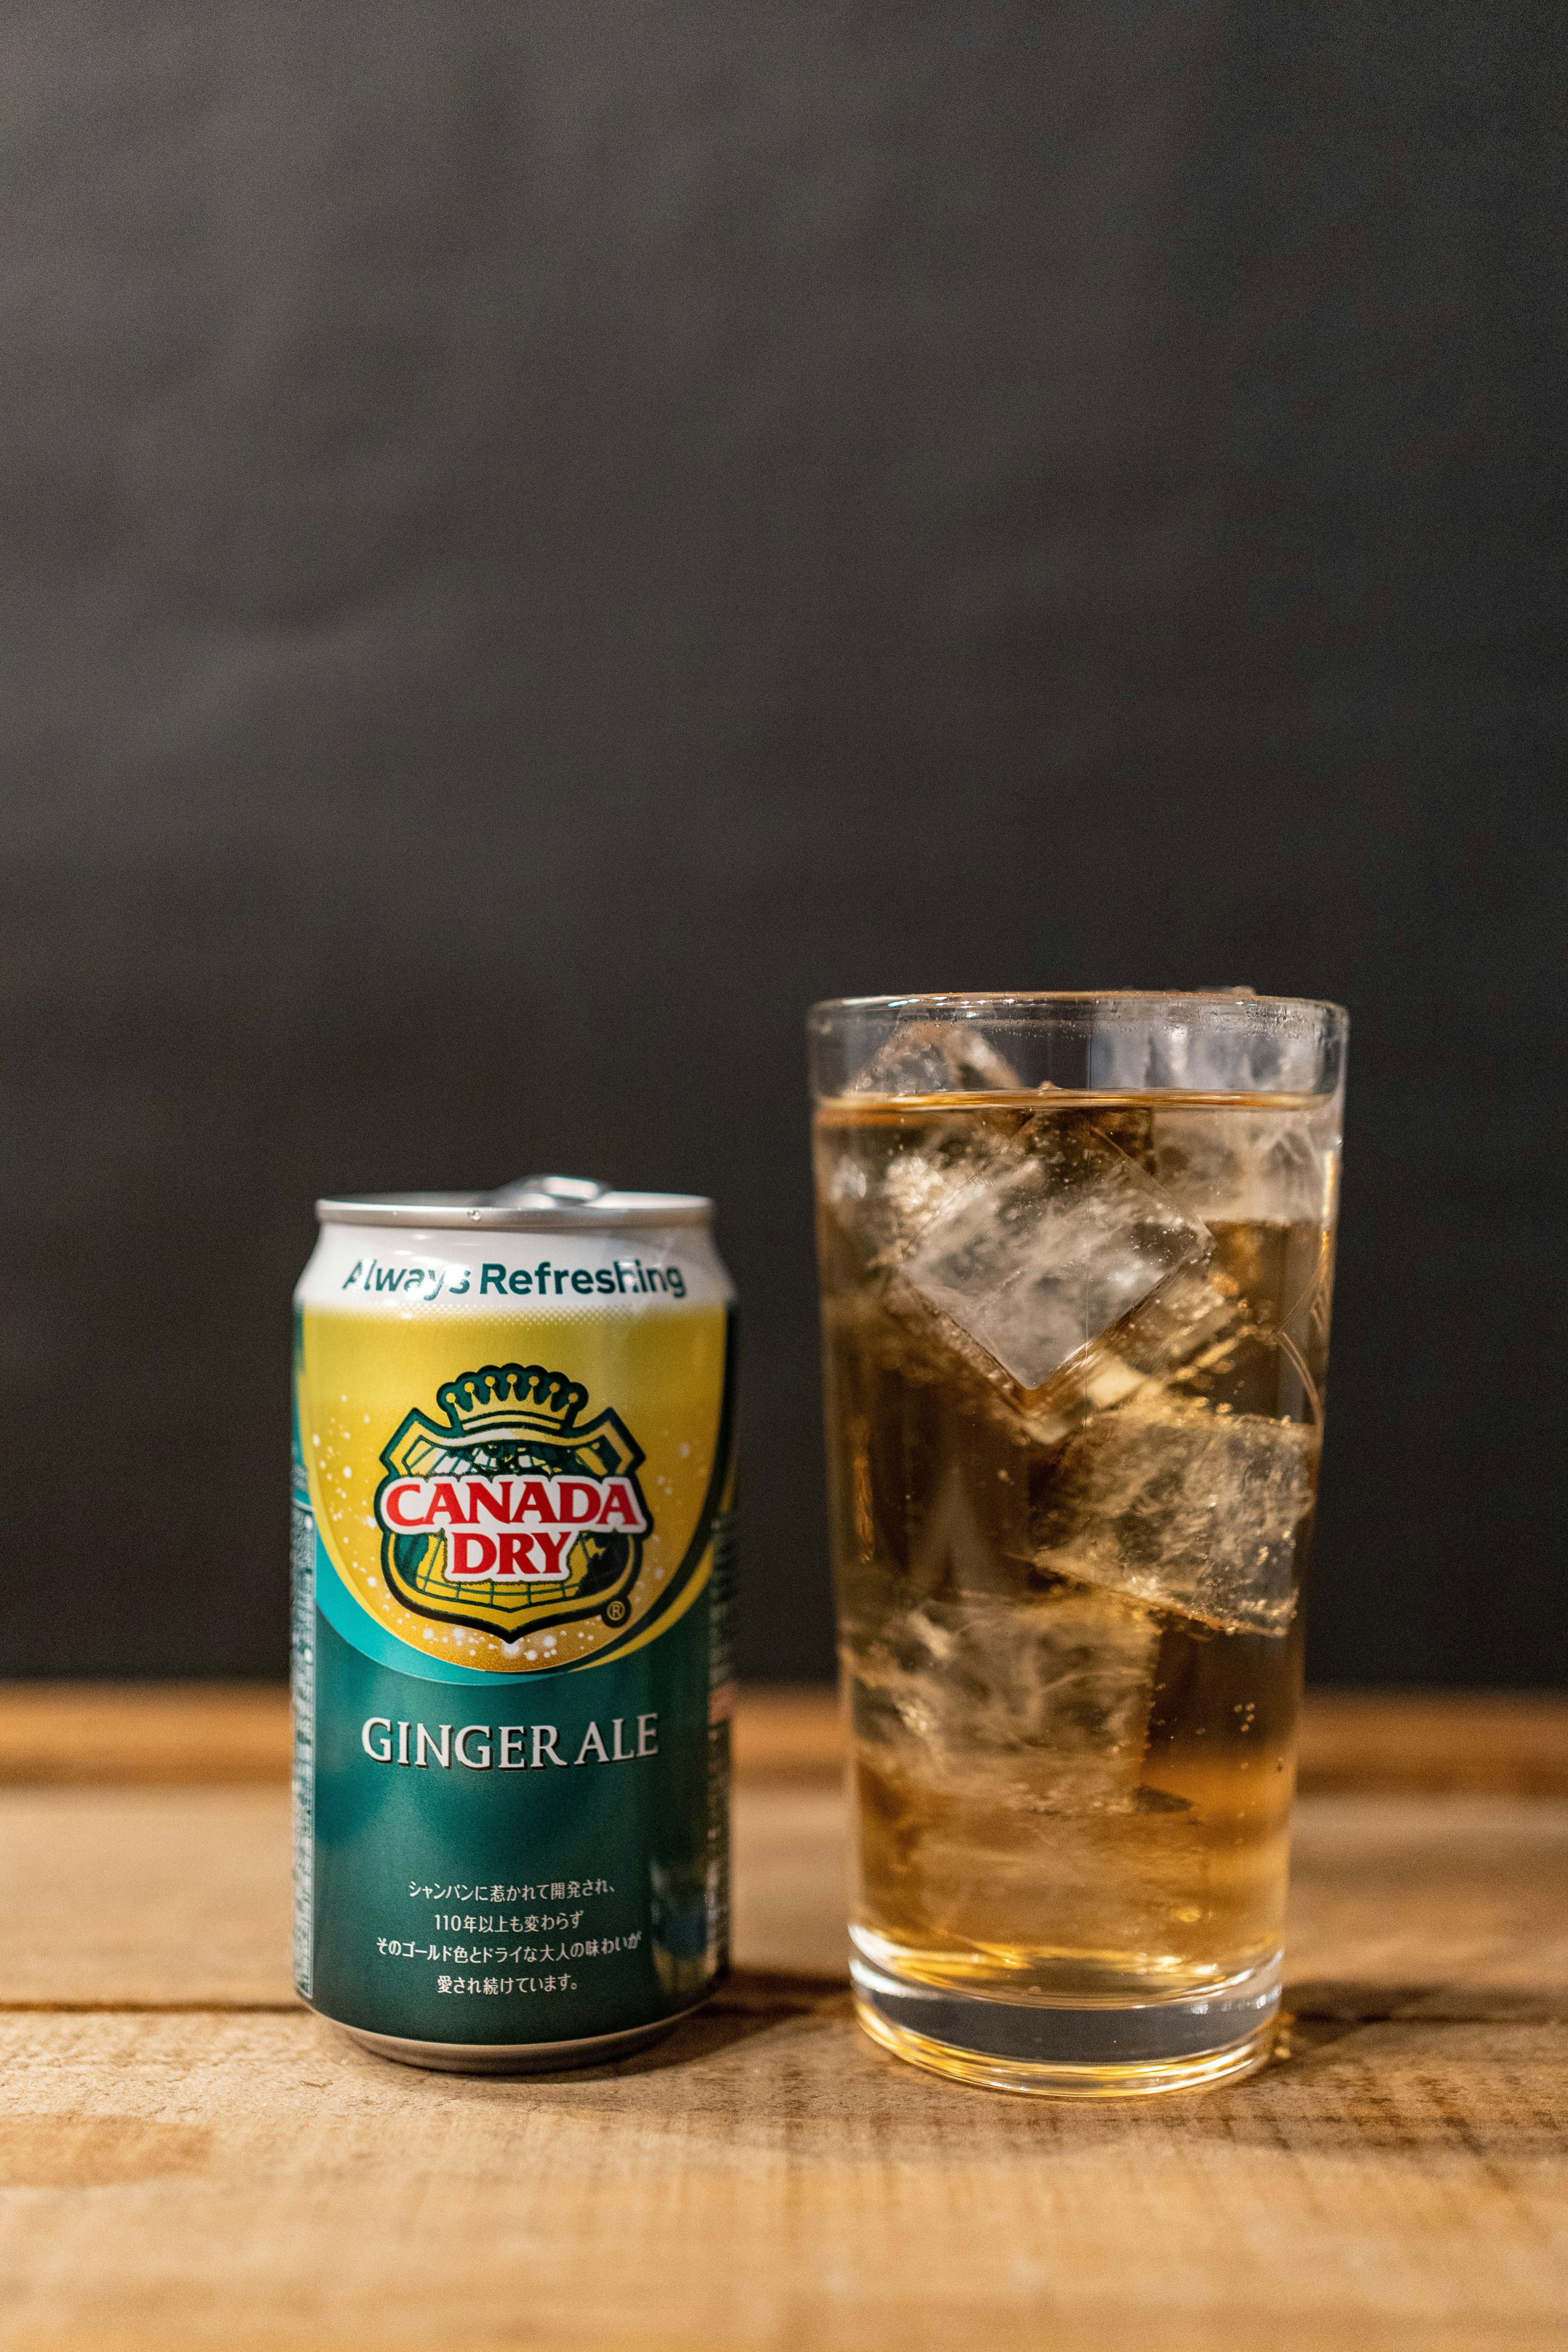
[
  {"left": 1284, "top": 1980, "right": 1566, "bottom": 2025},
  {"left": 385, "top": 1969, "right": 853, "bottom": 2087}
]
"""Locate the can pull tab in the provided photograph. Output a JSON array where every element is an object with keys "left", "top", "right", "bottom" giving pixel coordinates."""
[{"left": 486, "top": 1173, "right": 610, "bottom": 1209}]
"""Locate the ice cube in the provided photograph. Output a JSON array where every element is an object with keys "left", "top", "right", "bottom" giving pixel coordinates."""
[
  {"left": 1151, "top": 1102, "right": 1336, "bottom": 1225},
  {"left": 847, "top": 1581, "right": 1162, "bottom": 1814},
  {"left": 881, "top": 1128, "right": 1001, "bottom": 1236},
  {"left": 1034, "top": 1391, "right": 1316, "bottom": 1635},
  {"left": 1088, "top": 1004, "right": 1325, "bottom": 1094},
  {"left": 902, "top": 1116, "right": 1212, "bottom": 1392},
  {"left": 986, "top": 1257, "right": 1250, "bottom": 1444},
  {"left": 1086, "top": 1259, "right": 1243, "bottom": 1395},
  {"left": 849, "top": 1020, "right": 1022, "bottom": 1098},
  {"left": 819, "top": 1101, "right": 1017, "bottom": 1274}
]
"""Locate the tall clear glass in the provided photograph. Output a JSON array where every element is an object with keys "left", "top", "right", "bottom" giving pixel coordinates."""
[{"left": 808, "top": 993, "right": 1347, "bottom": 2096}]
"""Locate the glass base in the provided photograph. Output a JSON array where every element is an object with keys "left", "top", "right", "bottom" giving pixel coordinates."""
[{"left": 849, "top": 1948, "right": 1282, "bottom": 2099}]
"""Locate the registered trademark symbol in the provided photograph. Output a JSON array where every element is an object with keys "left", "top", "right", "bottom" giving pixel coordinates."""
[{"left": 603, "top": 1598, "right": 629, "bottom": 1625}]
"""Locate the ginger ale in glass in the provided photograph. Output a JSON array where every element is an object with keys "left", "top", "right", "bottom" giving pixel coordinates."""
[{"left": 809, "top": 993, "right": 1347, "bottom": 2096}]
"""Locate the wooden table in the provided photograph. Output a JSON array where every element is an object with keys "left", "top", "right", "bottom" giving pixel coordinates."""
[{"left": 1, "top": 1686, "right": 1564, "bottom": 2350}]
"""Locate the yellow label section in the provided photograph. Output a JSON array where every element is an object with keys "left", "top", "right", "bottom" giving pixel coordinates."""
[{"left": 298, "top": 1305, "right": 728, "bottom": 1676}]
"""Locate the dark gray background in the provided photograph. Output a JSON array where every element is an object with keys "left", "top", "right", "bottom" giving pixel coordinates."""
[{"left": 2, "top": 2, "right": 1561, "bottom": 1685}]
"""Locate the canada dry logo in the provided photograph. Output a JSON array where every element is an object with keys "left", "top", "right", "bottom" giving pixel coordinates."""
[{"left": 374, "top": 1363, "right": 653, "bottom": 1644}]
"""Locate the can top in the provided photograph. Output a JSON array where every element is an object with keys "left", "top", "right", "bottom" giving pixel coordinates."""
[{"left": 315, "top": 1175, "right": 713, "bottom": 1234}]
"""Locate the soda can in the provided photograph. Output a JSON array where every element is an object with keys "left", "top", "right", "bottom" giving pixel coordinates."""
[{"left": 290, "top": 1176, "right": 736, "bottom": 2072}]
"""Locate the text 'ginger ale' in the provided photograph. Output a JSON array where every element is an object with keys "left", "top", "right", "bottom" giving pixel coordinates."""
[
  {"left": 809, "top": 994, "right": 1347, "bottom": 2096},
  {"left": 292, "top": 1177, "right": 735, "bottom": 2071}
]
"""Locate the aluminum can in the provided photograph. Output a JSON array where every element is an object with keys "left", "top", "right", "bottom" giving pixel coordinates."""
[{"left": 290, "top": 1180, "right": 736, "bottom": 2071}]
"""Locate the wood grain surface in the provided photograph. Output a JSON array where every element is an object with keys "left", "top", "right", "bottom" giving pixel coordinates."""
[
  {"left": 4, "top": 1681, "right": 1566, "bottom": 1792},
  {"left": 0, "top": 1686, "right": 1563, "bottom": 2350},
  {"left": 3, "top": 1782, "right": 1564, "bottom": 2017},
  {"left": 0, "top": 2009, "right": 1563, "bottom": 2352}
]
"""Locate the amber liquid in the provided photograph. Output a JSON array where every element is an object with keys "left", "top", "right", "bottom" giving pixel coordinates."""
[{"left": 815, "top": 1091, "right": 1337, "bottom": 2005}]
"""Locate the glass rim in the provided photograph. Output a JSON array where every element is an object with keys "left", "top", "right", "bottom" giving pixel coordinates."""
[{"left": 808, "top": 990, "right": 1348, "bottom": 1022}]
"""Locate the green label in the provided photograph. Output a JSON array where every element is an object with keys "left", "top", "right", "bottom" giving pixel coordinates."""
[
  {"left": 291, "top": 1299, "right": 735, "bottom": 2048},
  {"left": 299, "top": 1577, "right": 728, "bottom": 2044}
]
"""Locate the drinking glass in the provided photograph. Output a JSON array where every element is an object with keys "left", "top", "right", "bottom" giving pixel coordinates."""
[{"left": 808, "top": 992, "right": 1347, "bottom": 2095}]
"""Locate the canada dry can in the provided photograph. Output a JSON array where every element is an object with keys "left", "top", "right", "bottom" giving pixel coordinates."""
[{"left": 290, "top": 1181, "right": 736, "bottom": 2071}]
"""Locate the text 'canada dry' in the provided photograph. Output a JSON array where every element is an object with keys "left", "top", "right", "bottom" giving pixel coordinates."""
[{"left": 291, "top": 1180, "right": 736, "bottom": 2071}]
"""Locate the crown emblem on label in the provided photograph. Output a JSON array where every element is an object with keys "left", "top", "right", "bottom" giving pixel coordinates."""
[
  {"left": 437, "top": 1362, "right": 588, "bottom": 1436},
  {"left": 374, "top": 1361, "right": 655, "bottom": 1651}
]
